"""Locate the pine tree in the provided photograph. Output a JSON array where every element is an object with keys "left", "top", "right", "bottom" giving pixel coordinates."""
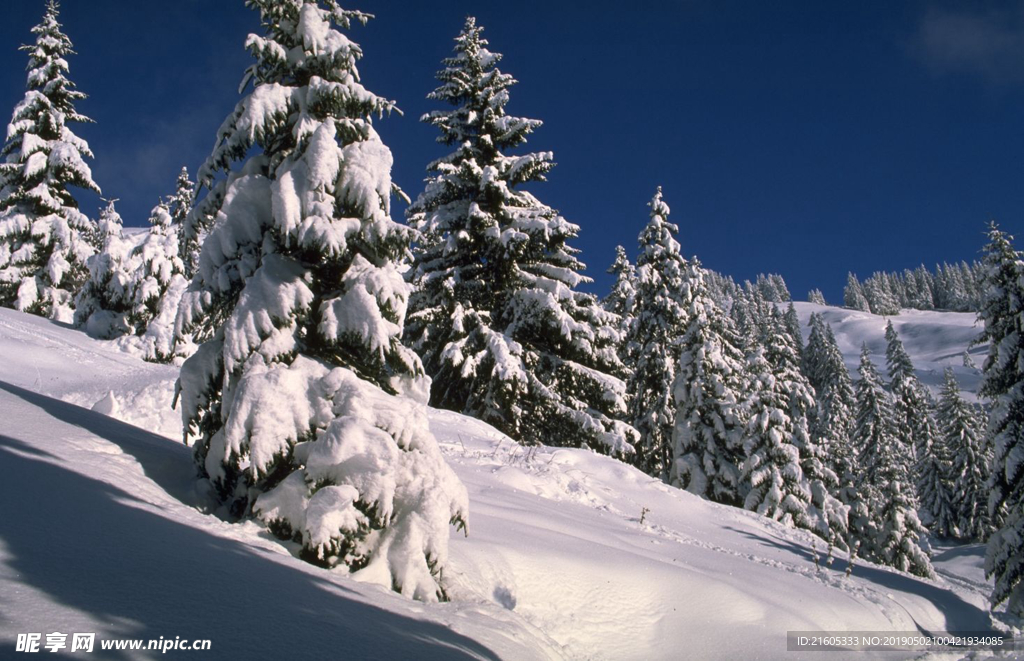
[
  {"left": 853, "top": 346, "right": 932, "bottom": 577},
  {"left": 671, "top": 258, "right": 747, "bottom": 505},
  {"left": 0, "top": 0, "right": 100, "bottom": 321},
  {"left": 864, "top": 273, "right": 899, "bottom": 315},
  {"left": 844, "top": 273, "right": 869, "bottom": 312},
  {"left": 626, "top": 188, "right": 688, "bottom": 477},
  {"left": 168, "top": 166, "right": 199, "bottom": 279},
  {"left": 768, "top": 309, "right": 847, "bottom": 542},
  {"left": 404, "top": 17, "right": 634, "bottom": 454},
  {"left": 804, "top": 314, "right": 858, "bottom": 508},
  {"left": 911, "top": 265, "right": 935, "bottom": 310},
  {"left": 126, "top": 201, "right": 188, "bottom": 362},
  {"left": 807, "top": 288, "right": 826, "bottom": 306},
  {"left": 73, "top": 200, "right": 132, "bottom": 338},
  {"left": 977, "top": 224, "right": 1024, "bottom": 616},
  {"left": 174, "top": 0, "right": 468, "bottom": 601},
  {"left": 603, "top": 244, "right": 638, "bottom": 367},
  {"left": 782, "top": 301, "right": 803, "bottom": 355},
  {"left": 883, "top": 320, "right": 951, "bottom": 536},
  {"left": 937, "top": 368, "right": 989, "bottom": 541},
  {"left": 740, "top": 346, "right": 813, "bottom": 527}
]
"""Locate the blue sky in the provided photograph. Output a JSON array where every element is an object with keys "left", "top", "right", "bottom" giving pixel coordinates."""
[{"left": 1, "top": 1, "right": 1022, "bottom": 303}]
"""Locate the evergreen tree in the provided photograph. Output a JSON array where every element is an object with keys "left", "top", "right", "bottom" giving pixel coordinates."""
[
  {"left": 883, "top": 320, "right": 948, "bottom": 531},
  {"left": 404, "top": 17, "right": 635, "bottom": 453},
  {"left": 0, "top": 0, "right": 100, "bottom": 321},
  {"left": 174, "top": 0, "right": 468, "bottom": 601},
  {"left": 168, "top": 166, "right": 199, "bottom": 279},
  {"left": 937, "top": 368, "right": 989, "bottom": 541},
  {"left": 771, "top": 274, "right": 792, "bottom": 302},
  {"left": 782, "top": 301, "right": 803, "bottom": 355},
  {"left": 864, "top": 273, "right": 899, "bottom": 315},
  {"left": 804, "top": 314, "right": 856, "bottom": 503},
  {"left": 853, "top": 346, "right": 932, "bottom": 577},
  {"left": 671, "top": 258, "right": 747, "bottom": 505},
  {"left": 626, "top": 188, "right": 688, "bottom": 477},
  {"left": 844, "top": 273, "right": 869, "bottom": 312},
  {"left": 740, "top": 346, "right": 813, "bottom": 527},
  {"left": 978, "top": 224, "right": 1024, "bottom": 616},
  {"left": 741, "top": 310, "right": 847, "bottom": 543},
  {"left": 603, "top": 244, "right": 638, "bottom": 366},
  {"left": 807, "top": 288, "right": 826, "bottom": 306},
  {"left": 911, "top": 265, "right": 935, "bottom": 310},
  {"left": 126, "top": 201, "right": 189, "bottom": 362},
  {"left": 73, "top": 199, "right": 132, "bottom": 338}
]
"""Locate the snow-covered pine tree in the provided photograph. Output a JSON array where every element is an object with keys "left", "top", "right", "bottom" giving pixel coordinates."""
[
  {"left": 125, "top": 200, "right": 189, "bottom": 362},
  {"left": 807, "top": 288, "right": 826, "bottom": 306},
  {"left": 782, "top": 301, "right": 803, "bottom": 355},
  {"left": 755, "top": 273, "right": 780, "bottom": 302},
  {"left": 603, "top": 244, "right": 638, "bottom": 369},
  {"left": 671, "top": 257, "right": 747, "bottom": 505},
  {"left": 728, "top": 288, "right": 755, "bottom": 351},
  {"left": 853, "top": 346, "right": 932, "bottom": 577},
  {"left": 864, "top": 273, "right": 899, "bottom": 315},
  {"left": 73, "top": 199, "right": 132, "bottom": 338},
  {"left": 771, "top": 274, "right": 792, "bottom": 302},
  {"left": 937, "top": 368, "right": 989, "bottom": 541},
  {"left": 174, "top": 0, "right": 468, "bottom": 601},
  {"left": 910, "top": 265, "right": 934, "bottom": 310},
  {"left": 978, "top": 223, "right": 1024, "bottom": 616},
  {"left": 626, "top": 188, "right": 688, "bottom": 477},
  {"left": 844, "top": 273, "right": 870, "bottom": 312},
  {"left": 167, "top": 166, "right": 199, "bottom": 279},
  {"left": 804, "top": 316, "right": 857, "bottom": 505},
  {"left": 740, "top": 345, "right": 814, "bottom": 528},
  {"left": 765, "top": 308, "right": 847, "bottom": 543},
  {"left": 0, "top": 0, "right": 100, "bottom": 321},
  {"left": 883, "top": 320, "right": 953, "bottom": 535},
  {"left": 404, "top": 17, "right": 634, "bottom": 454}
]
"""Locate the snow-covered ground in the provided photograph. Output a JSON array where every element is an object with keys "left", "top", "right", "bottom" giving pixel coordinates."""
[{"left": 0, "top": 304, "right": 1013, "bottom": 659}]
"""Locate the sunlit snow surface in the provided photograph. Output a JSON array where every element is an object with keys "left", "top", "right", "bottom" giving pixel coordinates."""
[{"left": 0, "top": 304, "right": 1010, "bottom": 660}]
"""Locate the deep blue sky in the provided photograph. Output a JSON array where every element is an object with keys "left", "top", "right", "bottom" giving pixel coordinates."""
[{"left": 2, "top": 0, "right": 1022, "bottom": 303}]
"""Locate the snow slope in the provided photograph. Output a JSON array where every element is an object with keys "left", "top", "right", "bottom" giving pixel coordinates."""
[
  {"left": 0, "top": 305, "right": 1009, "bottom": 660},
  {"left": 792, "top": 302, "right": 984, "bottom": 399}
]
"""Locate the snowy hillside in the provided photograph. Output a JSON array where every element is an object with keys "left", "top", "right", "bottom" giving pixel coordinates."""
[
  {"left": 792, "top": 302, "right": 985, "bottom": 399},
  {"left": 0, "top": 304, "right": 1007, "bottom": 660}
]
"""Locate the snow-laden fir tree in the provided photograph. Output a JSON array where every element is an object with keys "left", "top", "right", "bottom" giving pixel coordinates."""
[
  {"left": 804, "top": 313, "right": 856, "bottom": 499},
  {"left": 728, "top": 288, "right": 755, "bottom": 351},
  {"left": 844, "top": 273, "right": 870, "bottom": 312},
  {"left": 174, "top": 0, "right": 468, "bottom": 601},
  {"left": 744, "top": 308, "right": 847, "bottom": 544},
  {"left": 782, "top": 301, "right": 803, "bottom": 354},
  {"left": 853, "top": 346, "right": 932, "bottom": 577},
  {"left": 167, "top": 166, "right": 199, "bottom": 279},
  {"left": 937, "top": 367, "right": 989, "bottom": 541},
  {"left": 625, "top": 188, "right": 688, "bottom": 477},
  {"left": 978, "top": 224, "right": 1024, "bottom": 616},
  {"left": 883, "top": 320, "right": 952, "bottom": 535},
  {"left": 864, "top": 274, "right": 900, "bottom": 315},
  {"left": 807, "top": 288, "right": 826, "bottom": 306},
  {"left": 404, "top": 17, "right": 634, "bottom": 453},
  {"left": 73, "top": 199, "right": 132, "bottom": 338},
  {"left": 0, "top": 0, "right": 100, "bottom": 321},
  {"left": 740, "top": 345, "right": 814, "bottom": 528},
  {"left": 671, "top": 258, "right": 748, "bottom": 505},
  {"left": 124, "top": 201, "right": 189, "bottom": 362},
  {"left": 603, "top": 244, "right": 638, "bottom": 365}
]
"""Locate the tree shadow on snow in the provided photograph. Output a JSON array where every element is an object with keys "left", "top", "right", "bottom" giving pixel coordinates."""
[
  {"left": 0, "top": 392, "right": 500, "bottom": 660},
  {"left": 0, "top": 380, "right": 198, "bottom": 507},
  {"left": 723, "top": 525, "right": 994, "bottom": 634}
]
